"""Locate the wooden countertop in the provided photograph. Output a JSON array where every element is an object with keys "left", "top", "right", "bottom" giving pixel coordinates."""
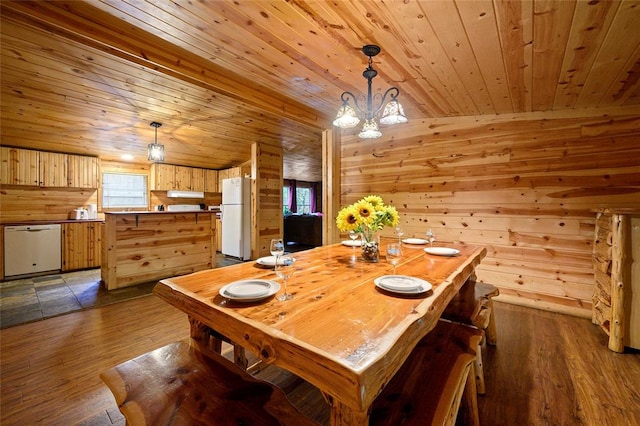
[{"left": 104, "top": 211, "right": 215, "bottom": 215}]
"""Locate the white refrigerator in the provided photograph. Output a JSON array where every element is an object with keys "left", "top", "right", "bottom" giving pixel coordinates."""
[{"left": 221, "top": 177, "right": 251, "bottom": 260}]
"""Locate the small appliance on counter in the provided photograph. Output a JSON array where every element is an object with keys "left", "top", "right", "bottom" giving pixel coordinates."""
[
  {"left": 70, "top": 207, "right": 88, "bottom": 220},
  {"left": 87, "top": 204, "right": 97, "bottom": 219},
  {"left": 166, "top": 204, "right": 203, "bottom": 212}
]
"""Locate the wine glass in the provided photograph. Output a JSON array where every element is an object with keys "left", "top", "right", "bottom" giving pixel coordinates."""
[
  {"left": 386, "top": 243, "right": 402, "bottom": 275},
  {"left": 425, "top": 229, "right": 436, "bottom": 247},
  {"left": 394, "top": 226, "right": 404, "bottom": 244},
  {"left": 276, "top": 256, "right": 296, "bottom": 301},
  {"left": 270, "top": 238, "right": 284, "bottom": 259},
  {"left": 349, "top": 230, "right": 359, "bottom": 258}
]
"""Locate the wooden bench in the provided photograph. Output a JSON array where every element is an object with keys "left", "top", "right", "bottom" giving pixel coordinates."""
[
  {"left": 442, "top": 279, "right": 499, "bottom": 394},
  {"left": 100, "top": 340, "right": 318, "bottom": 426},
  {"left": 370, "top": 320, "right": 483, "bottom": 426}
]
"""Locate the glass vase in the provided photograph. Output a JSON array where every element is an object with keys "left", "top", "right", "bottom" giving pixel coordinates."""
[{"left": 360, "top": 229, "right": 380, "bottom": 262}]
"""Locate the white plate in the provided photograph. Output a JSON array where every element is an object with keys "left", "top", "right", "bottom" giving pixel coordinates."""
[
  {"left": 402, "top": 238, "right": 428, "bottom": 245},
  {"left": 220, "top": 279, "right": 280, "bottom": 302},
  {"left": 424, "top": 247, "right": 460, "bottom": 256},
  {"left": 342, "top": 240, "right": 362, "bottom": 247},
  {"left": 374, "top": 275, "right": 432, "bottom": 294},
  {"left": 256, "top": 256, "right": 296, "bottom": 267}
]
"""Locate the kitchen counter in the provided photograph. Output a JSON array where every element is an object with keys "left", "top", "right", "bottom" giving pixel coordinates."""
[
  {"left": 101, "top": 211, "right": 217, "bottom": 290},
  {"left": 1, "top": 219, "right": 104, "bottom": 226}
]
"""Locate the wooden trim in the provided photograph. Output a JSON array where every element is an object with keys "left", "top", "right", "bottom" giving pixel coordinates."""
[{"left": 322, "top": 128, "right": 341, "bottom": 245}]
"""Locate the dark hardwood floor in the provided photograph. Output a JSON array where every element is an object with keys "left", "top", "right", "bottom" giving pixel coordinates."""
[{"left": 1, "top": 295, "right": 638, "bottom": 425}]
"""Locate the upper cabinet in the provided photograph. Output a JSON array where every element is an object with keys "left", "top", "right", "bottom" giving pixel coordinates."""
[
  {"left": 175, "top": 165, "right": 205, "bottom": 192},
  {"left": 150, "top": 163, "right": 176, "bottom": 191},
  {"left": 39, "top": 151, "right": 68, "bottom": 187},
  {"left": 217, "top": 166, "right": 247, "bottom": 189},
  {"left": 150, "top": 163, "right": 218, "bottom": 192},
  {"left": 0, "top": 147, "right": 98, "bottom": 188},
  {"left": 1, "top": 147, "right": 38, "bottom": 185},
  {"left": 68, "top": 154, "right": 99, "bottom": 188},
  {"left": 204, "top": 169, "right": 218, "bottom": 193}
]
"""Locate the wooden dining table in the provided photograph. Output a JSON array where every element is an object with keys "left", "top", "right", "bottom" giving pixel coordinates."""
[{"left": 153, "top": 238, "right": 486, "bottom": 425}]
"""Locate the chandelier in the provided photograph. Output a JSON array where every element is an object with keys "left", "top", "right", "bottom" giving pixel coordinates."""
[
  {"left": 148, "top": 121, "right": 165, "bottom": 162},
  {"left": 333, "top": 45, "right": 407, "bottom": 139}
]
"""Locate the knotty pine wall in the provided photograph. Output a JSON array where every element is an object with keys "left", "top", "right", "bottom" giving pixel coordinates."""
[
  {"left": 252, "top": 142, "right": 284, "bottom": 258},
  {"left": 0, "top": 187, "right": 99, "bottom": 222},
  {"left": 339, "top": 108, "right": 640, "bottom": 317}
]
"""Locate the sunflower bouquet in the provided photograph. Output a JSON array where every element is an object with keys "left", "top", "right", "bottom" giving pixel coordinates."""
[{"left": 336, "top": 196, "right": 399, "bottom": 261}]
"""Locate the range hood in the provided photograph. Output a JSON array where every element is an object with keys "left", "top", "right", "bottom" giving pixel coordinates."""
[{"left": 166, "top": 190, "right": 204, "bottom": 198}]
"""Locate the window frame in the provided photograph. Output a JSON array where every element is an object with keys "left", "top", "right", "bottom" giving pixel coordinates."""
[{"left": 101, "top": 171, "right": 149, "bottom": 210}]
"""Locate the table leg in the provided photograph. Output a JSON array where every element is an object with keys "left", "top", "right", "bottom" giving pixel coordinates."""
[
  {"left": 188, "top": 316, "right": 248, "bottom": 369},
  {"left": 324, "top": 394, "right": 369, "bottom": 426}
]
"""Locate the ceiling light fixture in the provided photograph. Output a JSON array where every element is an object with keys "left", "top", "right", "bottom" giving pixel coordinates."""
[
  {"left": 333, "top": 45, "right": 407, "bottom": 139},
  {"left": 148, "top": 121, "right": 165, "bottom": 162}
]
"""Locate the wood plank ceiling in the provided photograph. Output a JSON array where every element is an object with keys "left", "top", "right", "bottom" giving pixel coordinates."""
[{"left": 1, "top": 1, "right": 639, "bottom": 182}]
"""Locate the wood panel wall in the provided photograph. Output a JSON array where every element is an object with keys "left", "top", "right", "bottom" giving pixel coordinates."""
[
  {"left": 338, "top": 107, "right": 640, "bottom": 317},
  {"left": 252, "top": 142, "right": 283, "bottom": 258},
  {"left": 0, "top": 187, "right": 98, "bottom": 222}
]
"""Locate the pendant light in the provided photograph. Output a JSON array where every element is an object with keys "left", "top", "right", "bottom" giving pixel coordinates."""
[
  {"left": 333, "top": 45, "right": 407, "bottom": 139},
  {"left": 148, "top": 121, "right": 165, "bottom": 162}
]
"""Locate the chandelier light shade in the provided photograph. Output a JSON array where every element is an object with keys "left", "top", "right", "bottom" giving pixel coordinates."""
[
  {"left": 148, "top": 121, "right": 165, "bottom": 162},
  {"left": 333, "top": 45, "right": 407, "bottom": 139}
]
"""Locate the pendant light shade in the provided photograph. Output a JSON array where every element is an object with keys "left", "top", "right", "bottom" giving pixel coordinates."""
[{"left": 148, "top": 121, "right": 165, "bottom": 162}]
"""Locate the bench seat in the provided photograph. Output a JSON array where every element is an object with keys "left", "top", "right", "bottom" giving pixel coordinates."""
[
  {"left": 370, "top": 320, "right": 483, "bottom": 426},
  {"left": 442, "top": 280, "right": 499, "bottom": 394},
  {"left": 100, "top": 340, "right": 318, "bottom": 426}
]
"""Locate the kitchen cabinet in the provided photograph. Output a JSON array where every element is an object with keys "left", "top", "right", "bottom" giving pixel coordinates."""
[
  {"left": 204, "top": 169, "right": 218, "bottom": 193},
  {"left": 0, "top": 147, "right": 98, "bottom": 188},
  {"left": 152, "top": 163, "right": 218, "bottom": 192},
  {"left": 175, "top": 165, "right": 205, "bottom": 191},
  {"left": 215, "top": 218, "right": 222, "bottom": 252},
  {"left": 150, "top": 163, "right": 176, "bottom": 190},
  {"left": 101, "top": 212, "right": 215, "bottom": 290},
  {"left": 68, "top": 154, "right": 99, "bottom": 188},
  {"left": 174, "top": 166, "right": 192, "bottom": 190},
  {"left": 217, "top": 166, "right": 245, "bottom": 189},
  {"left": 62, "top": 221, "right": 101, "bottom": 271},
  {"left": 190, "top": 167, "right": 205, "bottom": 192},
  {"left": 39, "top": 151, "right": 68, "bottom": 187},
  {"left": 1, "top": 146, "right": 39, "bottom": 186}
]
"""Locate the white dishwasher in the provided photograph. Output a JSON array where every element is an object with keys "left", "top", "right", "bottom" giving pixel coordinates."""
[{"left": 4, "top": 224, "right": 62, "bottom": 277}]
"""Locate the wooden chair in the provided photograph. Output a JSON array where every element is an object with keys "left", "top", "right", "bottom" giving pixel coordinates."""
[
  {"left": 100, "top": 340, "right": 318, "bottom": 426},
  {"left": 442, "top": 278, "right": 499, "bottom": 394},
  {"left": 370, "top": 320, "right": 483, "bottom": 426}
]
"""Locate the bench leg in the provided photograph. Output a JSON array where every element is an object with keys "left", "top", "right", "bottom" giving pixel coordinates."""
[
  {"left": 459, "top": 366, "right": 480, "bottom": 426},
  {"left": 485, "top": 299, "right": 498, "bottom": 346},
  {"left": 474, "top": 341, "right": 486, "bottom": 395}
]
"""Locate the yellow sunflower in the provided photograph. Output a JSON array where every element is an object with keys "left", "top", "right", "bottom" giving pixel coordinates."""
[
  {"left": 335, "top": 205, "right": 361, "bottom": 231},
  {"left": 362, "top": 195, "right": 384, "bottom": 210},
  {"left": 353, "top": 201, "right": 375, "bottom": 225}
]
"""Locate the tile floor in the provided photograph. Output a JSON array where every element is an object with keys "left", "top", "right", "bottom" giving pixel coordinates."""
[{"left": 0, "top": 253, "right": 246, "bottom": 329}]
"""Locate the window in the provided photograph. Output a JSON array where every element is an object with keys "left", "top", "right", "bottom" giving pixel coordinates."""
[
  {"left": 295, "top": 187, "right": 312, "bottom": 214},
  {"left": 102, "top": 172, "right": 148, "bottom": 209},
  {"left": 283, "top": 181, "right": 313, "bottom": 214}
]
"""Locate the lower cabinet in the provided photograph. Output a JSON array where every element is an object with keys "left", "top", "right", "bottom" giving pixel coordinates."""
[
  {"left": 216, "top": 218, "right": 222, "bottom": 252},
  {"left": 63, "top": 222, "right": 101, "bottom": 271}
]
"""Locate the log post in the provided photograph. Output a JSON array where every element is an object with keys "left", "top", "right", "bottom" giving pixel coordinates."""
[{"left": 609, "top": 214, "right": 627, "bottom": 353}]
